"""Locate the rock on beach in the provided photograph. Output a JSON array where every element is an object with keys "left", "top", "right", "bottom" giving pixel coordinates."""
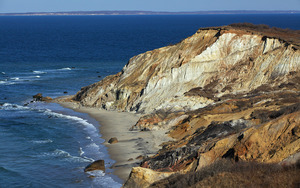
[{"left": 84, "top": 160, "right": 105, "bottom": 172}]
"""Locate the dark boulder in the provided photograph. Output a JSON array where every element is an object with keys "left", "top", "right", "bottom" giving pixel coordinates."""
[
  {"left": 84, "top": 160, "right": 105, "bottom": 172},
  {"left": 33, "top": 93, "right": 43, "bottom": 101},
  {"left": 108, "top": 137, "right": 118, "bottom": 144}
]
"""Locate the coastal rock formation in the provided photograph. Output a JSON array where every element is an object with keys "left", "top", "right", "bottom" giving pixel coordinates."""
[
  {"left": 124, "top": 167, "right": 176, "bottom": 188},
  {"left": 84, "top": 160, "right": 105, "bottom": 172},
  {"left": 33, "top": 93, "right": 53, "bottom": 102},
  {"left": 71, "top": 23, "right": 300, "bottom": 187}
]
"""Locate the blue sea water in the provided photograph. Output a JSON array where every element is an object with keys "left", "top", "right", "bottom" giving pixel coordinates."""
[{"left": 0, "top": 14, "right": 299, "bottom": 187}]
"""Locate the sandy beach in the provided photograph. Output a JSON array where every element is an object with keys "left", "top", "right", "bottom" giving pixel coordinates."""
[{"left": 55, "top": 99, "right": 170, "bottom": 182}]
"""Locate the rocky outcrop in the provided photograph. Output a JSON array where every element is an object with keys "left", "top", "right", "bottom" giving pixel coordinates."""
[
  {"left": 84, "top": 160, "right": 105, "bottom": 172},
  {"left": 71, "top": 24, "right": 300, "bottom": 187},
  {"left": 124, "top": 167, "right": 176, "bottom": 188},
  {"left": 124, "top": 95, "right": 300, "bottom": 187},
  {"left": 33, "top": 93, "right": 53, "bottom": 102}
]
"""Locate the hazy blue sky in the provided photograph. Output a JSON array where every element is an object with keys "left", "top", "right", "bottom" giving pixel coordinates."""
[{"left": 0, "top": 0, "right": 299, "bottom": 13}]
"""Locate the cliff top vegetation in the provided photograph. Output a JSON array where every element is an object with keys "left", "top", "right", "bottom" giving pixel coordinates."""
[{"left": 227, "top": 23, "right": 300, "bottom": 48}]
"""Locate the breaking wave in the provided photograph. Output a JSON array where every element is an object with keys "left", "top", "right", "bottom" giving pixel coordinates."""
[
  {"left": 0, "top": 80, "right": 15, "bottom": 85},
  {"left": 0, "top": 102, "right": 118, "bottom": 187},
  {"left": 41, "top": 149, "right": 94, "bottom": 163},
  {"left": 44, "top": 109, "right": 97, "bottom": 131},
  {"left": 31, "top": 139, "right": 53, "bottom": 144},
  {"left": 59, "top": 67, "right": 72, "bottom": 71},
  {"left": 33, "top": 71, "right": 46, "bottom": 74},
  {"left": 0, "top": 103, "right": 30, "bottom": 111}
]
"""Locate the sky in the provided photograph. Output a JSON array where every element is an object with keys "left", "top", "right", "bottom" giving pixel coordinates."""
[{"left": 0, "top": 0, "right": 299, "bottom": 13}]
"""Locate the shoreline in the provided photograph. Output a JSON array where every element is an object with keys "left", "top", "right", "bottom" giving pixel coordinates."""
[{"left": 56, "top": 100, "right": 170, "bottom": 183}]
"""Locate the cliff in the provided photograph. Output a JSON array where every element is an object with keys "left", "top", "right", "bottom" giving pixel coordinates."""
[
  {"left": 73, "top": 24, "right": 300, "bottom": 187},
  {"left": 74, "top": 24, "right": 299, "bottom": 114}
]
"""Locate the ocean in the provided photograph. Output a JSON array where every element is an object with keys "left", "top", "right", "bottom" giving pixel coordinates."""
[{"left": 0, "top": 14, "right": 299, "bottom": 188}]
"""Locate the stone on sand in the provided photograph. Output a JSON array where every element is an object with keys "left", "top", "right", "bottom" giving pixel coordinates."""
[{"left": 108, "top": 137, "right": 118, "bottom": 144}]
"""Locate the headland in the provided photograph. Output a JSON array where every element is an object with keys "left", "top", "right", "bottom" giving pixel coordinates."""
[{"left": 56, "top": 23, "right": 300, "bottom": 187}]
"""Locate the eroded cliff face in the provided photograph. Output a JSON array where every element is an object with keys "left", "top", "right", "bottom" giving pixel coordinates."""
[
  {"left": 74, "top": 26, "right": 299, "bottom": 114},
  {"left": 125, "top": 90, "right": 300, "bottom": 187},
  {"left": 72, "top": 25, "right": 300, "bottom": 187}
]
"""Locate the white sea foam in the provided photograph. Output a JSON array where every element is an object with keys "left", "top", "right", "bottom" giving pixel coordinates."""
[
  {"left": 28, "top": 106, "right": 114, "bottom": 185},
  {"left": 33, "top": 71, "right": 46, "bottom": 74},
  {"left": 2, "top": 102, "right": 119, "bottom": 186},
  {"left": 0, "top": 80, "right": 11, "bottom": 85},
  {"left": 25, "top": 75, "right": 42, "bottom": 80},
  {"left": 59, "top": 67, "right": 72, "bottom": 71},
  {"left": 2, "top": 104, "right": 104, "bottom": 161},
  {"left": 44, "top": 109, "right": 98, "bottom": 133},
  {"left": 84, "top": 143, "right": 106, "bottom": 159},
  {"left": 86, "top": 170, "right": 105, "bottom": 177},
  {"left": 1, "top": 103, "right": 30, "bottom": 111},
  {"left": 53, "top": 149, "right": 71, "bottom": 157},
  {"left": 43, "top": 109, "right": 106, "bottom": 159},
  {"left": 0, "top": 81, "right": 5, "bottom": 84},
  {"left": 41, "top": 149, "right": 94, "bottom": 163},
  {"left": 86, "top": 170, "right": 123, "bottom": 188},
  {"left": 1, "top": 72, "right": 5, "bottom": 75},
  {"left": 0, "top": 76, "right": 31, "bottom": 85},
  {"left": 56, "top": 149, "right": 94, "bottom": 163},
  {"left": 8, "top": 76, "right": 36, "bottom": 83},
  {"left": 90, "top": 173, "right": 122, "bottom": 188},
  {"left": 79, "top": 147, "right": 85, "bottom": 156},
  {"left": 31, "top": 139, "right": 53, "bottom": 144}
]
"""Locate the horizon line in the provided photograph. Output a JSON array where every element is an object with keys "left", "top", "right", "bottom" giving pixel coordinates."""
[{"left": 1, "top": 10, "right": 300, "bottom": 15}]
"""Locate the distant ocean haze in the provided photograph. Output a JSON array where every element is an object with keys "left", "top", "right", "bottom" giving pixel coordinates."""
[{"left": 0, "top": 14, "right": 299, "bottom": 187}]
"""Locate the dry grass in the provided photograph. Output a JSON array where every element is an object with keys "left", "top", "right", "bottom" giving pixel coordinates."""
[
  {"left": 150, "top": 159, "right": 300, "bottom": 188},
  {"left": 228, "top": 23, "right": 300, "bottom": 48}
]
